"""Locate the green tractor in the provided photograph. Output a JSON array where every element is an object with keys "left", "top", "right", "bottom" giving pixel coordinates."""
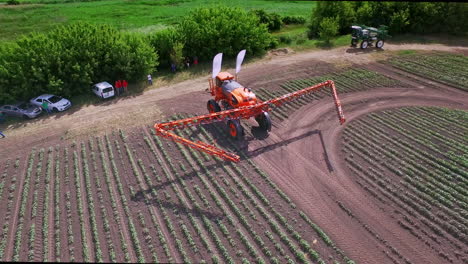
[{"left": 351, "top": 25, "right": 389, "bottom": 49}]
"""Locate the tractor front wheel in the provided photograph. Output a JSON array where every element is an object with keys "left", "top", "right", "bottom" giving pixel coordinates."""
[
  {"left": 376, "top": 40, "right": 384, "bottom": 49},
  {"left": 227, "top": 120, "right": 243, "bottom": 140},
  {"left": 207, "top": 99, "right": 221, "bottom": 113},
  {"left": 255, "top": 112, "right": 272, "bottom": 132},
  {"left": 360, "top": 40, "right": 368, "bottom": 49}
]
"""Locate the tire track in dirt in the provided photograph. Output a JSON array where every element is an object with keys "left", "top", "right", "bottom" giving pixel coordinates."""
[{"left": 249, "top": 83, "right": 467, "bottom": 264}]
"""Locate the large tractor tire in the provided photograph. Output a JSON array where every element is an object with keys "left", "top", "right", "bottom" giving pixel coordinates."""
[
  {"left": 255, "top": 112, "right": 272, "bottom": 132},
  {"left": 227, "top": 120, "right": 243, "bottom": 140},
  {"left": 207, "top": 99, "right": 221, "bottom": 113},
  {"left": 360, "top": 40, "right": 368, "bottom": 49},
  {"left": 376, "top": 39, "right": 384, "bottom": 49}
]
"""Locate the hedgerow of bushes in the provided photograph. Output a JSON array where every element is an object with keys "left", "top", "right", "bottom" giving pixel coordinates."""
[
  {"left": 0, "top": 22, "right": 158, "bottom": 103},
  {"left": 0, "top": 6, "right": 281, "bottom": 104},
  {"left": 177, "top": 6, "right": 275, "bottom": 62}
]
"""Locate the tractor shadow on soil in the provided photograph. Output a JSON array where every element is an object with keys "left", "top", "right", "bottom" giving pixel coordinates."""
[
  {"left": 245, "top": 129, "right": 334, "bottom": 172},
  {"left": 345, "top": 47, "right": 386, "bottom": 54},
  {"left": 131, "top": 186, "right": 224, "bottom": 220},
  {"left": 188, "top": 123, "right": 334, "bottom": 172}
]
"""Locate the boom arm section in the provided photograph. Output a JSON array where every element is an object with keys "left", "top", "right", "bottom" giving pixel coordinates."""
[{"left": 154, "top": 80, "right": 345, "bottom": 162}]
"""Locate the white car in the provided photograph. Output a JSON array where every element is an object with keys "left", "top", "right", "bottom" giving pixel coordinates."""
[
  {"left": 30, "top": 94, "right": 72, "bottom": 112},
  {"left": 92, "top": 81, "right": 115, "bottom": 99}
]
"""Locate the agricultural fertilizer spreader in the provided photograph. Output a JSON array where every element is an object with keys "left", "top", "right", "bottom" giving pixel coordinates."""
[
  {"left": 154, "top": 50, "right": 346, "bottom": 162},
  {"left": 351, "top": 25, "right": 389, "bottom": 49}
]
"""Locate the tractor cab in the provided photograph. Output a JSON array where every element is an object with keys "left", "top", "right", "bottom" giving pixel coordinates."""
[
  {"left": 213, "top": 71, "right": 258, "bottom": 108},
  {"left": 361, "top": 29, "right": 369, "bottom": 37},
  {"left": 351, "top": 26, "right": 362, "bottom": 38},
  {"left": 215, "top": 72, "right": 234, "bottom": 87}
]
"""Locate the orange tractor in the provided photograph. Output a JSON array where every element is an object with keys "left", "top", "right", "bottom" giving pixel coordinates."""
[
  {"left": 154, "top": 50, "right": 345, "bottom": 162},
  {"left": 207, "top": 50, "right": 271, "bottom": 139}
]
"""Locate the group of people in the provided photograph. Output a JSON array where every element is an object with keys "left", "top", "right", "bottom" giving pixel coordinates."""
[
  {"left": 147, "top": 56, "right": 200, "bottom": 84},
  {"left": 114, "top": 79, "right": 128, "bottom": 96}
]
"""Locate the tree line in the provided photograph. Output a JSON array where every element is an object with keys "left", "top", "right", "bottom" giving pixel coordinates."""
[{"left": 0, "top": 6, "right": 303, "bottom": 104}]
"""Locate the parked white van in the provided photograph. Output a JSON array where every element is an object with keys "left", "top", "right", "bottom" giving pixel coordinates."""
[{"left": 92, "top": 82, "right": 115, "bottom": 99}]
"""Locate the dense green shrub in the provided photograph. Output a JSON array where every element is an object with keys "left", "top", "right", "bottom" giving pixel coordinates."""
[
  {"left": 0, "top": 22, "right": 157, "bottom": 103},
  {"left": 308, "top": 1, "right": 356, "bottom": 38},
  {"left": 278, "top": 35, "right": 292, "bottom": 44},
  {"left": 319, "top": 17, "right": 339, "bottom": 43},
  {"left": 249, "top": 9, "right": 283, "bottom": 32},
  {"left": 169, "top": 42, "right": 185, "bottom": 69},
  {"left": 282, "top": 16, "right": 306, "bottom": 25},
  {"left": 177, "top": 6, "right": 274, "bottom": 61},
  {"left": 7, "top": 0, "right": 20, "bottom": 5},
  {"left": 267, "top": 37, "right": 279, "bottom": 49},
  {"left": 147, "top": 28, "right": 183, "bottom": 68},
  {"left": 308, "top": 2, "right": 468, "bottom": 38}
]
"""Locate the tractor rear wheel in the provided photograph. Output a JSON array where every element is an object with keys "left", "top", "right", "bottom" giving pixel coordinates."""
[
  {"left": 207, "top": 99, "right": 221, "bottom": 113},
  {"left": 360, "top": 40, "right": 368, "bottom": 49},
  {"left": 376, "top": 40, "right": 384, "bottom": 49},
  {"left": 227, "top": 120, "right": 243, "bottom": 140},
  {"left": 255, "top": 112, "right": 272, "bottom": 132},
  {"left": 351, "top": 39, "right": 358, "bottom": 47}
]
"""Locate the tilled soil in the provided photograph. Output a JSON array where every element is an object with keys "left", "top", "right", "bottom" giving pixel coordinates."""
[{"left": 248, "top": 88, "right": 467, "bottom": 264}]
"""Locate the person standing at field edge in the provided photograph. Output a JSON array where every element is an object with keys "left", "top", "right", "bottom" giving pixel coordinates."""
[
  {"left": 118, "top": 80, "right": 123, "bottom": 95},
  {"left": 193, "top": 56, "right": 198, "bottom": 66},
  {"left": 147, "top": 74, "right": 153, "bottom": 85},
  {"left": 123, "top": 79, "right": 128, "bottom": 93},
  {"left": 41, "top": 100, "right": 50, "bottom": 114}
]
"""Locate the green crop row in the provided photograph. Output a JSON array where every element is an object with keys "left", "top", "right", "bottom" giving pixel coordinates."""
[
  {"left": 387, "top": 53, "right": 468, "bottom": 91},
  {"left": 12, "top": 149, "right": 36, "bottom": 261},
  {"left": 343, "top": 106, "right": 468, "bottom": 258}
]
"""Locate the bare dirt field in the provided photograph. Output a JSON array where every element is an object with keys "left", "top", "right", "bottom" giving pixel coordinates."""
[{"left": 0, "top": 43, "right": 467, "bottom": 263}]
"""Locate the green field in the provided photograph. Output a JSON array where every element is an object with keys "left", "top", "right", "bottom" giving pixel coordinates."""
[{"left": 0, "top": 0, "right": 315, "bottom": 41}]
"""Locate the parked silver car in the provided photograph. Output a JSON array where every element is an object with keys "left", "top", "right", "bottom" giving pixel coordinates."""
[
  {"left": 30, "top": 94, "right": 72, "bottom": 112},
  {"left": 0, "top": 102, "right": 43, "bottom": 119}
]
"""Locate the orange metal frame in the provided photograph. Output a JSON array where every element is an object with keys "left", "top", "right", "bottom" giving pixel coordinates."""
[{"left": 154, "top": 80, "right": 345, "bottom": 162}]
